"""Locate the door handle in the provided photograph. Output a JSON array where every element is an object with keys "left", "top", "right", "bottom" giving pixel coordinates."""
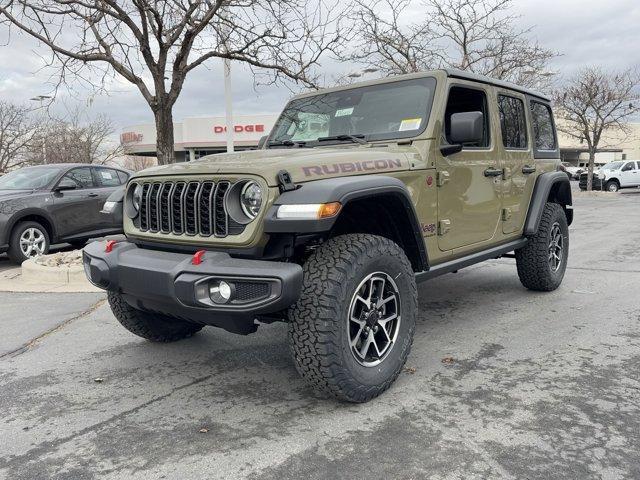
[
  {"left": 87, "top": 193, "right": 99, "bottom": 198},
  {"left": 484, "top": 167, "right": 503, "bottom": 177},
  {"left": 522, "top": 165, "right": 536, "bottom": 174}
]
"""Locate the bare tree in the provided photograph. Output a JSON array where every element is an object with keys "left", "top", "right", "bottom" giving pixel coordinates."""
[
  {"left": 0, "top": 101, "right": 40, "bottom": 174},
  {"left": 554, "top": 67, "right": 640, "bottom": 191},
  {"left": 26, "top": 110, "right": 123, "bottom": 165},
  {"left": 348, "top": 0, "right": 555, "bottom": 87},
  {"left": 0, "top": 0, "right": 349, "bottom": 165},
  {"left": 123, "top": 155, "right": 156, "bottom": 172}
]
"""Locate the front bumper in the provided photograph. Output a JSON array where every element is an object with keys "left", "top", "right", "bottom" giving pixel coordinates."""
[{"left": 83, "top": 240, "right": 303, "bottom": 334}]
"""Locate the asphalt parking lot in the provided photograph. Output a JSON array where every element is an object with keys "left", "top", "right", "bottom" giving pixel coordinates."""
[{"left": 1, "top": 191, "right": 639, "bottom": 480}]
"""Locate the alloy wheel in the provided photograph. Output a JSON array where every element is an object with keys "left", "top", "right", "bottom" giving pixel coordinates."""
[
  {"left": 347, "top": 272, "right": 401, "bottom": 367},
  {"left": 19, "top": 227, "right": 46, "bottom": 258},
  {"left": 548, "top": 222, "right": 564, "bottom": 273}
]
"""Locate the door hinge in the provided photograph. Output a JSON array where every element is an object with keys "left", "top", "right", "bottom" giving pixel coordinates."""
[
  {"left": 502, "top": 208, "right": 512, "bottom": 221},
  {"left": 437, "top": 171, "right": 450, "bottom": 187},
  {"left": 438, "top": 219, "right": 451, "bottom": 236}
]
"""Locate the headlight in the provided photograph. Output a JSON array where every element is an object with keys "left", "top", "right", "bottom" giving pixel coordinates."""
[
  {"left": 240, "top": 181, "right": 263, "bottom": 219},
  {"left": 132, "top": 184, "right": 143, "bottom": 211},
  {"left": 125, "top": 183, "right": 143, "bottom": 219}
]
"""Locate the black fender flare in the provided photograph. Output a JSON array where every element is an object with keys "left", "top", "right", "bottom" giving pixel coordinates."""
[
  {"left": 524, "top": 171, "right": 573, "bottom": 236},
  {"left": 264, "top": 175, "right": 428, "bottom": 269}
]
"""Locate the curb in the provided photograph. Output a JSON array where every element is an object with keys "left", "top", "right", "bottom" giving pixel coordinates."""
[{"left": 22, "top": 260, "right": 88, "bottom": 285}]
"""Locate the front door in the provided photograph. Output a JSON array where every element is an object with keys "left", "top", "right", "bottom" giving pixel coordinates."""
[
  {"left": 436, "top": 83, "right": 502, "bottom": 251},
  {"left": 619, "top": 161, "right": 639, "bottom": 187},
  {"left": 50, "top": 167, "right": 103, "bottom": 238}
]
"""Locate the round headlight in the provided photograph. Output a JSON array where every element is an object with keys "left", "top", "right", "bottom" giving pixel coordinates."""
[
  {"left": 240, "top": 181, "right": 263, "bottom": 219},
  {"left": 132, "top": 184, "right": 143, "bottom": 211}
]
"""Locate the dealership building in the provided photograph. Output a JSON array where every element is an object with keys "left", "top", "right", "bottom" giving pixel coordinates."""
[
  {"left": 121, "top": 114, "right": 640, "bottom": 166},
  {"left": 120, "top": 114, "right": 279, "bottom": 162}
]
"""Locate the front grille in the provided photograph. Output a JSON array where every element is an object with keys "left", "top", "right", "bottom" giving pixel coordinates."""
[{"left": 133, "top": 179, "right": 243, "bottom": 238}]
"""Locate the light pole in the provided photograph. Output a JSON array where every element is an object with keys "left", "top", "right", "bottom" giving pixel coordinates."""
[
  {"left": 30, "top": 95, "right": 52, "bottom": 163},
  {"left": 224, "top": 58, "right": 234, "bottom": 153}
]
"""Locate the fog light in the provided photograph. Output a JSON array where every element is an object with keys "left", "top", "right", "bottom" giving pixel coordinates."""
[{"left": 209, "top": 280, "right": 233, "bottom": 304}]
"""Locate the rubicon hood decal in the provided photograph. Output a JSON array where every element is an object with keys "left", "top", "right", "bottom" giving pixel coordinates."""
[{"left": 302, "top": 159, "right": 403, "bottom": 177}]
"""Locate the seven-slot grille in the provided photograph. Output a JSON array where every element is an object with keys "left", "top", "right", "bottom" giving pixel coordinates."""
[{"left": 133, "top": 180, "right": 242, "bottom": 238}]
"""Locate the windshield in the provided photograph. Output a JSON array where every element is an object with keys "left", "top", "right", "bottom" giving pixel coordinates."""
[
  {"left": 0, "top": 166, "right": 61, "bottom": 190},
  {"left": 600, "top": 161, "right": 623, "bottom": 171},
  {"left": 269, "top": 77, "right": 437, "bottom": 146}
]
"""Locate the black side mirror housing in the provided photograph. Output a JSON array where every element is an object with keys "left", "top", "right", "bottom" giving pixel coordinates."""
[
  {"left": 450, "top": 111, "right": 484, "bottom": 144},
  {"left": 440, "top": 144, "right": 464, "bottom": 156},
  {"left": 54, "top": 182, "right": 77, "bottom": 192}
]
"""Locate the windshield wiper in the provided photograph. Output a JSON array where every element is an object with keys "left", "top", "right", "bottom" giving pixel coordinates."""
[
  {"left": 268, "top": 140, "right": 308, "bottom": 148},
  {"left": 317, "top": 134, "right": 368, "bottom": 145}
]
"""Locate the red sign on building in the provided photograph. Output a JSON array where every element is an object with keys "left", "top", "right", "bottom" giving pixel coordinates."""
[
  {"left": 213, "top": 124, "right": 265, "bottom": 134},
  {"left": 120, "top": 132, "right": 143, "bottom": 144}
]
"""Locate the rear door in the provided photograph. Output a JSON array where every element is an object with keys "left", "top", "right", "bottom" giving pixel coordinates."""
[
  {"left": 92, "top": 167, "right": 127, "bottom": 228},
  {"left": 496, "top": 91, "right": 531, "bottom": 234}
]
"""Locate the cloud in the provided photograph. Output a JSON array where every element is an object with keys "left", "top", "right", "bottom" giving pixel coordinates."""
[{"left": 0, "top": 0, "right": 638, "bottom": 134}]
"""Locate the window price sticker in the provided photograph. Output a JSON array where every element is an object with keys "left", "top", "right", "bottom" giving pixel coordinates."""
[{"left": 399, "top": 118, "right": 422, "bottom": 131}]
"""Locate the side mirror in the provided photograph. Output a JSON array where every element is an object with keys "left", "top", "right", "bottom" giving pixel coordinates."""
[
  {"left": 257, "top": 135, "right": 268, "bottom": 149},
  {"left": 449, "top": 111, "right": 484, "bottom": 144},
  {"left": 55, "top": 180, "right": 77, "bottom": 192}
]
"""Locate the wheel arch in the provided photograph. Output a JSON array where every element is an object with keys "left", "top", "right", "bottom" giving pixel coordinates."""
[
  {"left": 6, "top": 210, "right": 57, "bottom": 243},
  {"left": 264, "top": 175, "right": 428, "bottom": 272},
  {"left": 524, "top": 172, "right": 573, "bottom": 236}
]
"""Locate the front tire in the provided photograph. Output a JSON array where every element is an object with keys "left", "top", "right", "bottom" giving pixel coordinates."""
[
  {"left": 288, "top": 234, "right": 417, "bottom": 403},
  {"left": 515, "top": 203, "right": 569, "bottom": 292},
  {"left": 8, "top": 221, "right": 50, "bottom": 264},
  {"left": 604, "top": 180, "right": 619, "bottom": 192},
  {"left": 108, "top": 291, "right": 203, "bottom": 342}
]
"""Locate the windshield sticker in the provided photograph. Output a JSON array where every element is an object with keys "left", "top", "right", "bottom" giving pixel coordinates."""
[
  {"left": 101, "top": 171, "right": 113, "bottom": 179},
  {"left": 399, "top": 118, "right": 422, "bottom": 131},
  {"left": 334, "top": 107, "right": 354, "bottom": 117}
]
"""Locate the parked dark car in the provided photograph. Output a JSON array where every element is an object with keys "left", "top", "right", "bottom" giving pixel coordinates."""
[{"left": 0, "top": 164, "right": 131, "bottom": 263}]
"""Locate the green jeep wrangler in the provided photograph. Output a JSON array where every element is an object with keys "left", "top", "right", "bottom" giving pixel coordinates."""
[{"left": 83, "top": 69, "right": 572, "bottom": 402}]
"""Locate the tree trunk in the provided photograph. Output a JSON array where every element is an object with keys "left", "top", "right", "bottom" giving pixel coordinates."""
[
  {"left": 586, "top": 150, "right": 596, "bottom": 192},
  {"left": 154, "top": 105, "right": 176, "bottom": 165}
]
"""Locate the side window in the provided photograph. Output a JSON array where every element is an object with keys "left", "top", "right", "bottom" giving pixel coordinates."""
[
  {"left": 498, "top": 95, "right": 527, "bottom": 149},
  {"left": 94, "top": 168, "right": 122, "bottom": 187},
  {"left": 622, "top": 162, "right": 635, "bottom": 172},
  {"left": 444, "top": 86, "right": 490, "bottom": 148},
  {"left": 61, "top": 167, "right": 94, "bottom": 189},
  {"left": 117, "top": 170, "right": 130, "bottom": 184},
  {"left": 530, "top": 101, "right": 557, "bottom": 151},
  {"left": 636, "top": 162, "right": 640, "bottom": 170}
]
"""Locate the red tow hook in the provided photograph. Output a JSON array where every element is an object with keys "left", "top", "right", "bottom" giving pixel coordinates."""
[
  {"left": 105, "top": 240, "right": 117, "bottom": 253},
  {"left": 192, "top": 250, "right": 206, "bottom": 265}
]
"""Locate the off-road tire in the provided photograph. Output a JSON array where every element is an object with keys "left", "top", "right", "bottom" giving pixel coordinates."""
[
  {"left": 8, "top": 221, "right": 50, "bottom": 264},
  {"left": 288, "top": 234, "right": 417, "bottom": 403},
  {"left": 515, "top": 202, "right": 569, "bottom": 292},
  {"left": 108, "top": 291, "right": 203, "bottom": 342}
]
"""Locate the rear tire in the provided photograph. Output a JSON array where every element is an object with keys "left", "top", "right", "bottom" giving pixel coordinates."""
[
  {"left": 8, "top": 221, "right": 50, "bottom": 264},
  {"left": 515, "top": 203, "right": 569, "bottom": 292},
  {"left": 107, "top": 291, "right": 203, "bottom": 342},
  {"left": 288, "top": 234, "right": 417, "bottom": 403}
]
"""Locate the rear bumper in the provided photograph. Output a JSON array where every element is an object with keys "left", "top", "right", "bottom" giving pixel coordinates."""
[{"left": 82, "top": 240, "right": 303, "bottom": 334}]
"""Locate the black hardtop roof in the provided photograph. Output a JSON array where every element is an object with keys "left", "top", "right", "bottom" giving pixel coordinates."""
[{"left": 443, "top": 68, "right": 551, "bottom": 102}]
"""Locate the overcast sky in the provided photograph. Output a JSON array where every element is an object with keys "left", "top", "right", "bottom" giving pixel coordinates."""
[{"left": 0, "top": 0, "right": 638, "bottom": 132}]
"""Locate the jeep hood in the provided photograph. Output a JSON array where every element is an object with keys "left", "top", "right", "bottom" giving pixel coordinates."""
[{"left": 133, "top": 146, "right": 416, "bottom": 186}]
